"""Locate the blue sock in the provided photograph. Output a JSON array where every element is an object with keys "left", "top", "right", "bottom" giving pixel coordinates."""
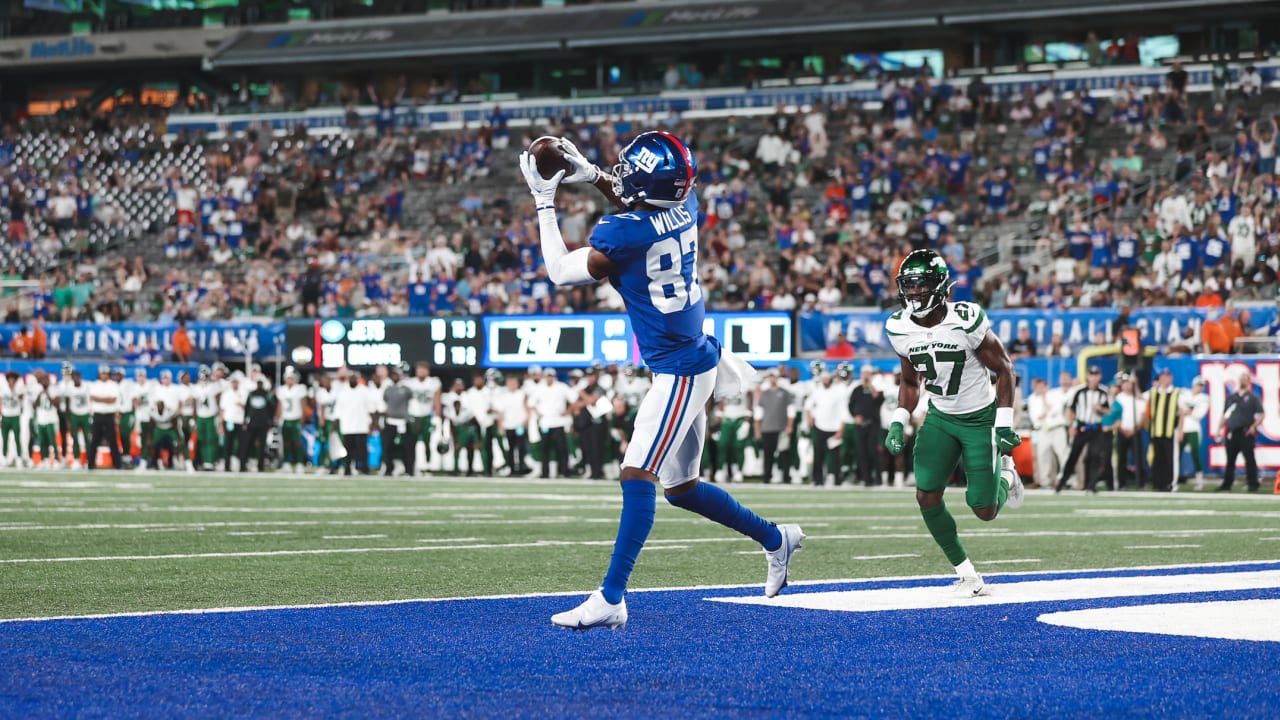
[
  {"left": 666, "top": 481, "right": 782, "bottom": 551},
  {"left": 600, "top": 480, "right": 657, "bottom": 605}
]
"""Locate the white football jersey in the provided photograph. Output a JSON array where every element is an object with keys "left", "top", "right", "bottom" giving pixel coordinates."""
[
  {"left": 314, "top": 386, "right": 338, "bottom": 425},
  {"left": 277, "top": 383, "right": 308, "bottom": 421},
  {"left": 406, "top": 376, "right": 442, "bottom": 417},
  {"left": 886, "top": 301, "right": 995, "bottom": 416}
]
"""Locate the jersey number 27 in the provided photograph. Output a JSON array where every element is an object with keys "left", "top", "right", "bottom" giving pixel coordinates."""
[{"left": 645, "top": 227, "right": 702, "bottom": 314}]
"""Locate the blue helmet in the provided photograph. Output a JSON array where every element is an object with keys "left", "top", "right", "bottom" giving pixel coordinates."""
[{"left": 612, "top": 131, "right": 696, "bottom": 209}]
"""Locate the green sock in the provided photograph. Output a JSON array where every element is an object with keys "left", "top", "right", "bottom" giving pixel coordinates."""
[
  {"left": 921, "top": 502, "right": 967, "bottom": 566},
  {"left": 997, "top": 475, "right": 1009, "bottom": 513}
]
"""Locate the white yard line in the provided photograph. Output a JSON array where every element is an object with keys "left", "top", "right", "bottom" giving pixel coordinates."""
[
  {"left": 321, "top": 534, "right": 387, "bottom": 540},
  {"left": 227, "top": 531, "right": 297, "bottom": 537},
  {"left": 981, "top": 558, "right": 1043, "bottom": 565},
  {"left": 4, "top": 558, "right": 1279, "bottom": 625},
  {"left": 1125, "top": 544, "right": 1202, "bottom": 549},
  {"left": 2, "top": 528, "right": 1273, "bottom": 566},
  {"left": 852, "top": 554, "right": 921, "bottom": 560}
]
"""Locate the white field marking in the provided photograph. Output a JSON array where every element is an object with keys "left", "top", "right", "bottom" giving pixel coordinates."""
[
  {"left": 452, "top": 513, "right": 499, "bottom": 518},
  {"left": 0, "top": 516, "right": 779, "bottom": 532},
  {"left": 1039, "top": 600, "right": 1280, "bottom": 642},
  {"left": 139, "top": 527, "right": 204, "bottom": 533},
  {"left": 0, "top": 480, "right": 153, "bottom": 490},
  {"left": 227, "top": 531, "right": 296, "bottom": 537},
  {"left": 867, "top": 526, "right": 922, "bottom": 531},
  {"left": 1075, "top": 508, "right": 1280, "bottom": 518},
  {"left": 712, "top": 569, "right": 1280, "bottom": 614},
  {"left": 2, "top": 527, "right": 1278, "bottom": 562},
  {"left": 0, "top": 536, "right": 735, "bottom": 565},
  {"left": 5, "top": 558, "right": 1280, "bottom": 626},
  {"left": 981, "top": 558, "right": 1043, "bottom": 565},
  {"left": 415, "top": 538, "right": 482, "bottom": 543},
  {"left": 1125, "top": 544, "right": 1202, "bottom": 549},
  {"left": 321, "top": 534, "right": 387, "bottom": 540},
  {"left": 853, "top": 553, "right": 921, "bottom": 561},
  {"left": 1262, "top": 537, "right": 1280, "bottom": 541}
]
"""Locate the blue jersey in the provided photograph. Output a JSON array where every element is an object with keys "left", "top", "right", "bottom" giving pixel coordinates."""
[{"left": 589, "top": 194, "right": 720, "bottom": 376}]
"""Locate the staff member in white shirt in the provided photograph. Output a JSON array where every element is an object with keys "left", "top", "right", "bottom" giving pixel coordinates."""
[
  {"left": 805, "top": 370, "right": 849, "bottom": 487},
  {"left": 88, "top": 364, "right": 123, "bottom": 470},
  {"left": 1027, "top": 377, "right": 1068, "bottom": 489},
  {"left": 495, "top": 374, "right": 533, "bottom": 475},
  {"left": 533, "top": 372, "right": 578, "bottom": 478},
  {"left": 333, "top": 371, "right": 379, "bottom": 475},
  {"left": 219, "top": 373, "right": 246, "bottom": 472}
]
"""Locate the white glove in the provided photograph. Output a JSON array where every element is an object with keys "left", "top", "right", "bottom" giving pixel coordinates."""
[
  {"left": 519, "top": 151, "right": 564, "bottom": 207},
  {"left": 558, "top": 137, "right": 601, "bottom": 184}
]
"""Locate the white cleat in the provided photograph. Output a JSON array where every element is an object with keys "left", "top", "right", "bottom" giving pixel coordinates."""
[
  {"left": 551, "top": 589, "right": 627, "bottom": 631},
  {"left": 764, "top": 523, "right": 805, "bottom": 598},
  {"left": 1002, "top": 455, "right": 1024, "bottom": 510},
  {"left": 952, "top": 575, "right": 988, "bottom": 597}
]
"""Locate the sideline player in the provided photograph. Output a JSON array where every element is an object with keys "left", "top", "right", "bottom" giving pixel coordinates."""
[
  {"left": 884, "top": 249, "right": 1024, "bottom": 596},
  {"left": 521, "top": 131, "right": 803, "bottom": 630}
]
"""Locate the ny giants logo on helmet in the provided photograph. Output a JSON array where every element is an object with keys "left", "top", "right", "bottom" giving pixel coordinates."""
[{"left": 632, "top": 147, "right": 663, "bottom": 174}]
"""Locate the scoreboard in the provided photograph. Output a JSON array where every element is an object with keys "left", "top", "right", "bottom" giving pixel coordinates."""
[
  {"left": 285, "top": 317, "right": 482, "bottom": 370},
  {"left": 482, "top": 311, "right": 791, "bottom": 369},
  {"left": 286, "top": 312, "right": 790, "bottom": 372}
]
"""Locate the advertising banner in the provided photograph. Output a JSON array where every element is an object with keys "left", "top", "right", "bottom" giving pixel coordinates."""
[
  {"left": 0, "top": 322, "right": 284, "bottom": 361},
  {"left": 801, "top": 307, "right": 1279, "bottom": 353}
]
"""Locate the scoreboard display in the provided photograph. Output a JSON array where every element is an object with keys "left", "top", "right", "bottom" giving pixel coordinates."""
[
  {"left": 286, "top": 317, "right": 481, "bottom": 370},
  {"left": 481, "top": 311, "right": 791, "bottom": 369}
]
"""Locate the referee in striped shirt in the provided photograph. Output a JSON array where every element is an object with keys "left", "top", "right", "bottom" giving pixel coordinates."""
[
  {"left": 1055, "top": 366, "right": 1112, "bottom": 493},
  {"left": 1145, "top": 368, "right": 1186, "bottom": 492}
]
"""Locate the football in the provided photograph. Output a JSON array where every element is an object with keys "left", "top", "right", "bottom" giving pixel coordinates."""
[{"left": 528, "top": 136, "right": 572, "bottom": 180}]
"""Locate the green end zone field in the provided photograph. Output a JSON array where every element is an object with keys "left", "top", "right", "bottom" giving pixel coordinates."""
[{"left": 2, "top": 472, "right": 1279, "bottom": 620}]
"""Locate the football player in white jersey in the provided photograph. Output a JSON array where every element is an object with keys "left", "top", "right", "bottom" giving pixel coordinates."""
[
  {"left": 32, "top": 371, "right": 60, "bottom": 468},
  {"left": 884, "top": 249, "right": 1024, "bottom": 597},
  {"left": 132, "top": 369, "right": 154, "bottom": 469},
  {"left": 277, "top": 368, "right": 309, "bottom": 473},
  {"left": 313, "top": 373, "right": 340, "bottom": 473},
  {"left": 405, "top": 361, "right": 443, "bottom": 475},
  {"left": 193, "top": 367, "right": 223, "bottom": 471}
]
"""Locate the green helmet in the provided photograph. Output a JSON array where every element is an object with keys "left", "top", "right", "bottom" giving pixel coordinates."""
[{"left": 897, "top": 249, "right": 952, "bottom": 318}]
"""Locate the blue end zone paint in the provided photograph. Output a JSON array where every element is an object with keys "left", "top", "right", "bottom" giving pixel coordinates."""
[{"left": 4, "top": 563, "right": 1280, "bottom": 718}]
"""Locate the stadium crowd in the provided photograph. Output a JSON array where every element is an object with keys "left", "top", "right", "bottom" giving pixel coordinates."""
[{"left": 0, "top": 54, "right": 1276, "bottom": 338}]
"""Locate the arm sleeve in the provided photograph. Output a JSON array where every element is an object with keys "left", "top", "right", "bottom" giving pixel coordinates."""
[{"left": 536, "top": 207, "right": 596, "bottom": 287}]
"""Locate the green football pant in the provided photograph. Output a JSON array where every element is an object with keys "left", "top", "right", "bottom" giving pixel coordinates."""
[
  {"left": 528, "top": 428, "right": 543, "bottom": 463},
  {"left": 280, "top": 420, "right": 303, "bottom": 465},
  {"left": 454, "top": 422, "right": 480, "bottom": 472},
  {"left": 1180, "top": 431, "right": 1202, "bottom": 475},
  {"left": 196, "top": 417, "right": 221, "bottom": 467},
  {"left": 1, "top": 416, "right": 21, "bottom": 458},
  {"left": 139, "top": 421, "right": 154, "bottom": 462},
  {"left": 69, "top": 414, "right": 91, "bottom": 457},
  {"left": 842, "top": 423, "right": 859, "bottom": 476},
  {"left": 483, "top": 425, "right": 502, "bottom": 473},
  {"left": 717, "top": 417, "right": 748, "bottom": 474},
  {"left": 151, "top": 427, "right": 179, "bottom": 465},
  {"left": 412, "top": 416, "right": 434, "bottom": 463},
  {"left": 913, "top": 403, "right": 1008, "bottom": 511},
  {"left": 318, "top": 421, "right": 337, "bottom": 467},
  {"left": 119, "top": 412, "right": 136, "bottom": 459},
  {"left": 36, "top": 423, "right": 57, "bottom": 461}
]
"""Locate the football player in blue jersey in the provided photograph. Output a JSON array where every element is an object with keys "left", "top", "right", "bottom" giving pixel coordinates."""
[{"left": 521, "top": 131, "right": 804, "bottom": 630}]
